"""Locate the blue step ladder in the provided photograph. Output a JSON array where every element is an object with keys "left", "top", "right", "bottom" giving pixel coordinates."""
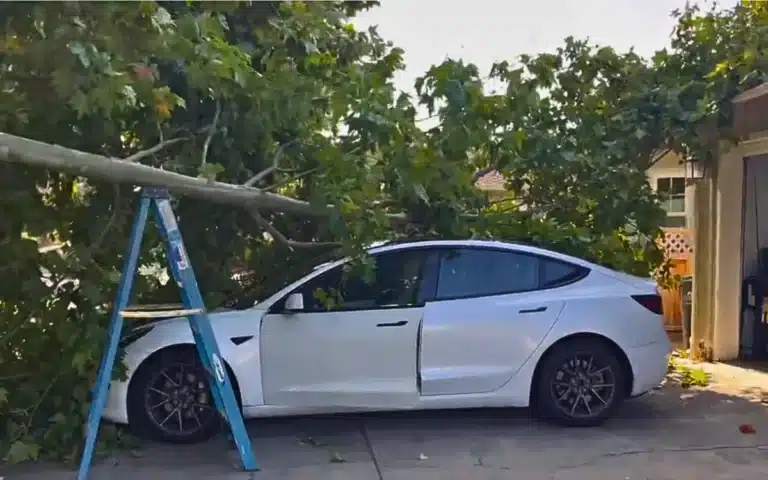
[{"left": 77, "top": 186, "right": 259, "bottom": 480}]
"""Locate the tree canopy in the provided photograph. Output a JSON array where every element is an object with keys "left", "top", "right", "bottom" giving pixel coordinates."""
[{"left": 1, "top": 0, "right": 767, "bottom": 464}]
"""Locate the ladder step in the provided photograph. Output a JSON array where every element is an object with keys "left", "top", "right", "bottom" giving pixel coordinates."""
[
  {"left": 120, "top": 307, "right": 204, "bottom": 319},
  {"left": 121, "top": 303, "right": 186, "bottom": 311}
]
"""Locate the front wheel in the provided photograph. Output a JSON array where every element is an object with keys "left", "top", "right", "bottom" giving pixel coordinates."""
[
  {"left": 534, "top": 339, "right": 626, "bottom": 426},
  {"left": 128, "top": 348, "right": 222, "bottom": 444}
]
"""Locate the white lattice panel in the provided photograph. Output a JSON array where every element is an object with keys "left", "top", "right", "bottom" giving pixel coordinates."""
[{"left": 659, "top": 228, "right": 694, "bottom": 259}]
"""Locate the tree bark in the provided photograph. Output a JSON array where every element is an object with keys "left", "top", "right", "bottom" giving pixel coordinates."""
[{"left": 0, "top": 132, "right": 329, "bottom": 217}]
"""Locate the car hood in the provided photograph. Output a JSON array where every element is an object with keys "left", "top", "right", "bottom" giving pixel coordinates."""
[{"left": 124, "top": 306, "right": 267, "bottom": 333}]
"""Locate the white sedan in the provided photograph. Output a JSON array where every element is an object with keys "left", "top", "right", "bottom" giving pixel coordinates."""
[{"left": 104, "top": 239, "right": 671, "bottom": 443}]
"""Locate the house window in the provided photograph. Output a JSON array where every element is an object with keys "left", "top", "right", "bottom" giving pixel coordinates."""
[{"left": 656, "top": 177, "right": 686, "bottom": 227}]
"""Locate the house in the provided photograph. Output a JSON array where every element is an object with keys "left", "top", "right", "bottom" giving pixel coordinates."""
[
  {"left": 474, "top": 150, "right": 698, "bottom": 259},
  {"left": 476, "top": 151, "right": 697, "bottom": 223},
  {"left": 474, "top": 170, "right": 508, "bottom": 201},
  {"left": 647, "top": 149, "right": 700, "bottom": 229},
  {"left": 689, "top": 82, "right": 768, "bottom": 362}
]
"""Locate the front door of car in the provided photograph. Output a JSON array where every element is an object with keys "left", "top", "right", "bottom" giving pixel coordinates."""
[{"left": 259, "top": 248, "right": 430, "bottom": 408}]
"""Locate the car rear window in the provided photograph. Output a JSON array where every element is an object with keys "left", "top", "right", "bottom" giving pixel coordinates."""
[{"left": 540, "top": 259, "right": 588, "bottom": 288}]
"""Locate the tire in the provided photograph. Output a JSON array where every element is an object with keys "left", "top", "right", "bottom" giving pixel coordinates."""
[
  {"left": 534, "top": 338, "right": 627, "bottom": 427},
  {"left": 127, "top": 347, "right": 225, "bottom": 444}
]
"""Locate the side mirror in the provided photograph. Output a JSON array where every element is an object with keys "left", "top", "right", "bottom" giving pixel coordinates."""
[{"left": 284, "top": 293, "right": 304, "bottom": 313}]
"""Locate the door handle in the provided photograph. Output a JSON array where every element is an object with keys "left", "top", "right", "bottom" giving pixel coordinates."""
[
  {"left": 376, "top": 320, "right": 408, "bottom": 327},
  {"left": 519, "top": 306, "right": 547, "bottom": 314}
]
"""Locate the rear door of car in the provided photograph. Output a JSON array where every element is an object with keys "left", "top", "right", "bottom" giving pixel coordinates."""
[{"left": 418, "top": 246, "right": 587, "bottom": 396}]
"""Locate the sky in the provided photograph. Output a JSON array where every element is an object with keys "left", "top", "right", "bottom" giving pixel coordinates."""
[{"left": 352, "top": 0, "right": 733, "bottom": 99}]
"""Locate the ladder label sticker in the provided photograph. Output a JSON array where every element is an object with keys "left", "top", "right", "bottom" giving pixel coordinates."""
[
  {"left": 157, "top": 200, "right": 179, "bottom": 233},
  {"left": 212, "top": 353, "right": 226, "bottom": 383},
  {"left": 171, "top": 240, "right": 189, "bottom": 270}
]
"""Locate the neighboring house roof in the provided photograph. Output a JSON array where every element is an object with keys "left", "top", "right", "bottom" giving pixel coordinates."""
[
  {"left": 475, "top": 151, "right": 677, "bottom": 193},
  {"left": 733, "top": 82, "right": 768, "bottom": 104},
  {"left": 649, "top": 148, "right": 673, "bottom": 167},
  {"left": 475, "top": 170, "right": 506, "bottom": 191}
]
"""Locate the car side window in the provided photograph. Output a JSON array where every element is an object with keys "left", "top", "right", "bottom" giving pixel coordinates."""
[
  {"left": 291, "top": 249, "right": 430, "bottom": 311},
  {"left": 436, "top": 248, "right": 540, "bottom": 299},
  {"left": 540, "top": 258, "right": 586, "bottom": 288}
]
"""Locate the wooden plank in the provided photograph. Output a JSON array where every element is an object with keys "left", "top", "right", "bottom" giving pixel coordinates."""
[
  {"left": 660, "top": 258, "right": 692, "bottom": 330},
  {"left": 120, "top": 308, "right": 203, "bottom": 319}
]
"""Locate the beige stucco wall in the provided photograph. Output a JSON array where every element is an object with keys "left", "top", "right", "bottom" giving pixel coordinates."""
[
  {"left": 685, "top": 184, "right": 696, "bottom": 226},
  {"left": 712, "top": 145, "right": 745, "bottom": 360},
  {"left": 690, "top": 178, "right": 714, "bottom": 359}
]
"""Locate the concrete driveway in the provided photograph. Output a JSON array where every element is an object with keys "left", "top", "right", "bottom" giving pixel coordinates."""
[{"left": 5, "top": 368, "right": 768, "bottom": 480}]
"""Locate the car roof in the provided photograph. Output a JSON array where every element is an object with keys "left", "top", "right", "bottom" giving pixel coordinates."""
[{"left": 366, "top": 239, "right": 598, "bottom": 270}]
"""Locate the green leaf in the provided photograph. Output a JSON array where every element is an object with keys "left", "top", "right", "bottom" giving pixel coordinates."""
[
  {"left": 412, "top": 184, "right": 430, "bottom": 205},
  {"left": 107, "top": 270, "right": 122, "bottom": 283},
  {"left": 233, "top": 70, "right": 246, "bottom": 88},
  {"left": 50, "top": 412, "right": 68, "bottom": 424},
  {"left": 0, "top": 387, "right": 7, "bottom": 406},
  {"left": 198, "top": 163, "right": 226, "bottom": 181},
  {"left": 303, "top": 40, "right": 318, "bottom": 54},
  {"left": 172, "top": 94, "right": 187, "bottom": 109},
  {"left": 122, "top": 85, "right": 137, "bottom": 108},
  {"left": 69, "top": 42, "right": 90, "bottom": 68},
  {"left": 5, "top": 441, "right": 41, "bottom": 464},
  {"left": 71, "top": 351, "right": 90, "bottom": 375},
  {"left": 705, "top": 60, "right": 730, "bottom": 79},
  {"left": 70, "top": 90, "right": 90, "bottom": 118},
  {"left": 152, "top": 7, "right": 175, "bottom": 27}
]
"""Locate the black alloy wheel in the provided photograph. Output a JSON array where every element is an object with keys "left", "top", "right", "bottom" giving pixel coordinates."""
[
  {"left": 550, "top": 353, "right": 616, "bottom": 419},
  {"left": 535, "top": 338, "right": 626, "bottom": 426},
  {"left": 128, "top": 348, "right": 224, "bottom": 443}
]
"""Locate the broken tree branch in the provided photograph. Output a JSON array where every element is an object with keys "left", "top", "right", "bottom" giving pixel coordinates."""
[
  {"left": 244, "top": 140, "right": 296, "bottom": 187},
  {"left": 264, "top": 166, "right": 320, "bottom": 192},
  {"left": 0, "top": 131, "right": 484, "bottom": 245},
  {"left": 200, "top": 100, "right": 221, "bottom": 167},
  {"left": 250, "top": 209, "right": 340, "bottom": 250},
  {"left": 122, "top": 136, "right": 190, "bottom": 163},
  {"left": 0, "top": 132, "right": 329, "bottom": 216},
  {"left": 123, "top": 124, "right": 214, "bottom": 164}
]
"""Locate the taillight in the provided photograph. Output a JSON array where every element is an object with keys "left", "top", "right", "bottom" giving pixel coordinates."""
[{"left": 631, "top": 294, "right": 663, "bottom": 315}]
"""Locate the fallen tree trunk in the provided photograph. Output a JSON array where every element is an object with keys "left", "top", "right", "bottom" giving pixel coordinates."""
[{"left": 0, "top": 132, "right": 329, "bottom": 217}]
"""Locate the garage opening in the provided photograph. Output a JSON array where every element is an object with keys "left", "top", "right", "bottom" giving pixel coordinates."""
[{"left": 739, "top": 154, "right": 768, "bottom": 360}]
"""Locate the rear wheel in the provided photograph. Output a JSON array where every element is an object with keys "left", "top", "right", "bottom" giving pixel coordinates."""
[
  {"left": 534, "top": 338, "right": 626, "bottom": 426},
  {"left": 128, "top": 347, "right": 223, "bottom": 444}
]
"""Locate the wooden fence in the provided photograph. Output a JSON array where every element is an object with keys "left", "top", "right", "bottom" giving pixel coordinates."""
[{"left": 658, "top": 228, "right": 694, "bottom": 331}]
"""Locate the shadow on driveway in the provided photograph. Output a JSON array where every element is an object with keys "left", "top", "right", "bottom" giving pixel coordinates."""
[{"left": 4, "top": 377, "right": 768, "bottom": 479}]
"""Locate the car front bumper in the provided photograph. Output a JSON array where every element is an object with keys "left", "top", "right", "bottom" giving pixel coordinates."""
[{"left": 102, "top": 379, "right": 131, "bottom": 424}]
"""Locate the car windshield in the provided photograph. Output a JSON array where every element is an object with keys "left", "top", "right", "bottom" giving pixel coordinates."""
[
  {"left": 268, "top": 251, "right": 345, "bottom": 295},
  {"left": 222, "top": 248, "right": 346, "bottom": 309},
  {"left": 255, "top": 241, "right": 392, "bottom": 298}
]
